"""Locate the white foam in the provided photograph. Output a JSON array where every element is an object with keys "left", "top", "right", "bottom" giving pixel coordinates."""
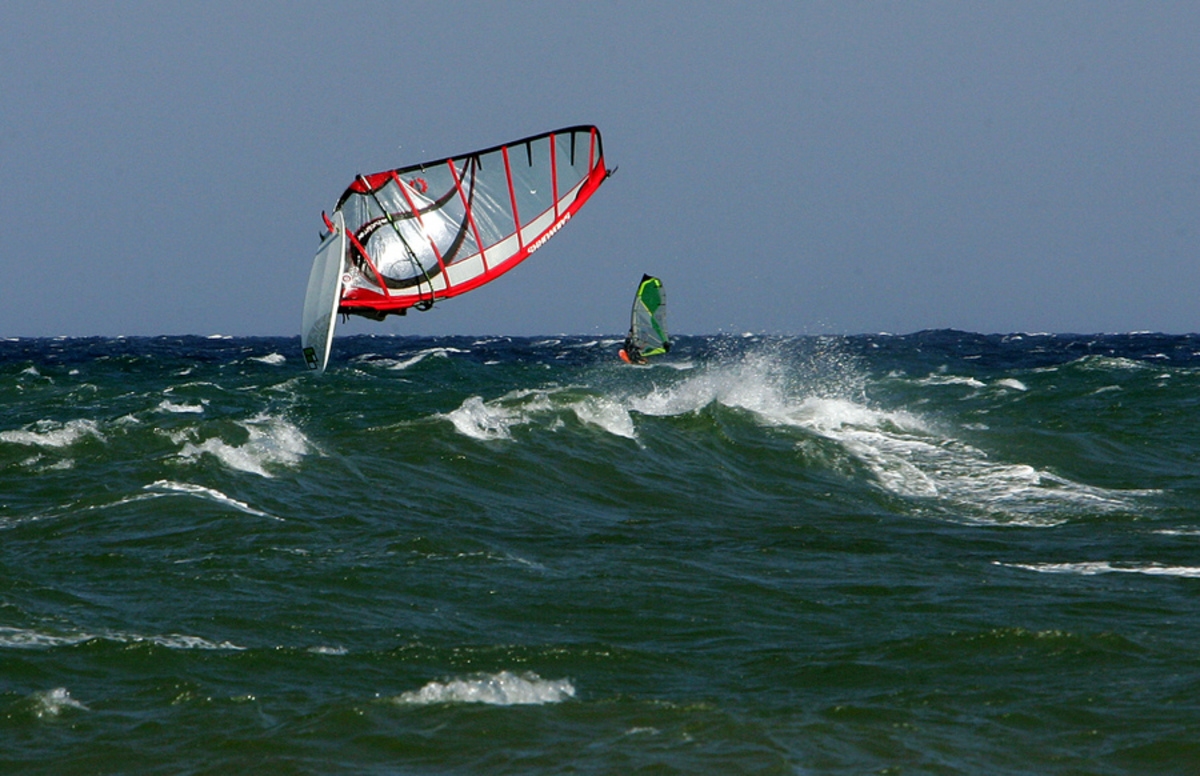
[
  {"left": 998, "top": 561, "right": 1200, "bottom": 578},
  {"left": 365, "top": 347, "right": 467, "bottom": 370},
  {"left": 0, "top": 625, "right": 245, "bottom": 651},
  {"left": 16, "top": 453, "right": 76, "bottom": 472},
  {"left": 800, "top": 408, "right": 1137, "bottom": 524},
  {"left": 628, "top": 352, "right": 819, "bottom": 421},
  {"left": 31, "top": 688, "right": 88, "bottom": 717},
  {"left": 391, "top": 671, "right": 575, "bottom": 706},
  {"left": 132, "top": 633, "right": 245, "bottom": 650},
  {"left": 157, "top": 399, "right": 205, "bottom": 414},
  {"left": 0, "top": 419, "right": 104, "bottom": 448},
  {"left": 444, "top": 396, "right": 523, "bottom": 441},
  {"left": 177, "top": 413, "right": 308, "bottom": 477},
  {"left": 308, "top": 645, "right": 349, "bottom": 655},
  {"left": 0, "top": 627, "right": 91, "bottom": 649},
  {"left": 387, "top": 350, "right": 444, "bottom": 370},
  {"left": 1074, "top": 355, "right": 1149, "bottom": 372},
  {"left": 625, "top": 727, "right": 661, "bottom": 737},
  {"left": 444, "top": 385, "right": 643, "bottom": 442},
  {"left": 250, "top": 353, "right": 287, "bottom": 366},
  {"left": 571, "top": 396, "right": 636, "bottom": 439},
  {"left": 915, "top": 374, "right": 986, "bottom": 388},
  {"left": 438, "top": 349, "right": 806, "bottom": 442},
  {"left": 443, "top": 387, "right": 571, "bottom": 441},
  {"left": 145, "top": 480, "right": 280, "bottom": 520}
]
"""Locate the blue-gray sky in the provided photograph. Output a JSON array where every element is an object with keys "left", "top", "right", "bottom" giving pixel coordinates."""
[{"left": 3, "top": 2, "right": 1198, "bottom": 337}]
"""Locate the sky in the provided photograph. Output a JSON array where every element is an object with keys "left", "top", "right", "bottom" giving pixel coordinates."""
[{"left": 2, "top": 1, "right": 1198, "bottom": 338}]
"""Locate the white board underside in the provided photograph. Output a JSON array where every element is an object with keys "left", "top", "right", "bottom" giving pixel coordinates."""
[{"left": 300, "top": 211, "right": 346, "bottom": 373}]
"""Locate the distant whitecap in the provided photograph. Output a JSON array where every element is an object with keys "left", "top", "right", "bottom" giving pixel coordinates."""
[
  {"left": 997, "top": 561, "right": 1200, "bottom": 578},
  {"left": 157, "top": 399, "right": 205, "bottom": 414},
  {"left": 31, "top": 688, "right": 88, "bottom": 718},
  {"left": 392, "top": 671, "right": 575, "bottom": 706},
  {"left": 249, "top": 353, "right": 287, "bottom": 365}
]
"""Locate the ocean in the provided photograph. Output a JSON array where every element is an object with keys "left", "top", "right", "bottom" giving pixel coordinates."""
[{"left": 2, "top": 331, "right": 1200, "bottom": 775}]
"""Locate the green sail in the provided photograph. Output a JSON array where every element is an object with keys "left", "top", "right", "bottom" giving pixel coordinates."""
[{"left": 626, "top": 274, "right": 670, "bottom": 359}]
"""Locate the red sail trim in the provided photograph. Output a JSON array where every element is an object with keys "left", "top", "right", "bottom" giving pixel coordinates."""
[
  {"left": 348, "top": 170, "right": 399, "bottom": 193},
  {"left": 333, "top": 124, "right": 603, "bottom": 211},
  {"left": 345, "top": 228, "right": 390, "bottom": 297},
  {"left": 449, "top": 158, "right": 489, "bottom": 274},
  {"left": 502, "top": 145, "right": 523, "bottom": 252},
  {"left": 339, "top": 149, "right": 608, "bottom": 314}
]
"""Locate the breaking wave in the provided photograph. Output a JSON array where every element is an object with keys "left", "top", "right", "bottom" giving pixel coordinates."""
[
  {"left": 177, "top": 412, "right": 309, "bottom": 477},
  {"left": 438, "top": 344, "right": 1147, "bottom": 526}
]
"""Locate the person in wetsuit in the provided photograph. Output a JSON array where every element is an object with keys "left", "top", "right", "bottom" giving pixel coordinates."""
[{"left": 621, "top": 333, "right": 648, "bottom": 365}]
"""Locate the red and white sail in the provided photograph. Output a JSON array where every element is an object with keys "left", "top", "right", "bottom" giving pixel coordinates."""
[{"left": 329, "top": 125, "right": 610, "bottom": 318}]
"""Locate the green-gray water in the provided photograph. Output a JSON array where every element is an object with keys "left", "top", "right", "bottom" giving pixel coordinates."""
[{"left": 3, "top": 332, "right": 1199, "bottom": 774}]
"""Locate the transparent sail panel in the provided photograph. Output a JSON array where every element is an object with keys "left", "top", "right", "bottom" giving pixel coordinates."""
[
  {"left": 630, "top": 276, "right": 669, "bottom": 355},
  {"left": 508, "top": 135, "right": 556, "bottom": 229}
]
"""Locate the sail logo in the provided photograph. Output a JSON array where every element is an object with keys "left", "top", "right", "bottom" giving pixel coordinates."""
[{"left": 528, "top": 213, "right": 571, "bottom": 255}]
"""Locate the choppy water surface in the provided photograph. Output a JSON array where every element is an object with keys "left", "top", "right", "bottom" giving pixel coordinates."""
[{"left": 3, "top": 332, "right": 1200, "bottom": 774}]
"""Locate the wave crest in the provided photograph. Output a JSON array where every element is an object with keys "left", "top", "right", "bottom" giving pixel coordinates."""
[{"left": 391, "top": 671, "right": 575, "bottom": 706}]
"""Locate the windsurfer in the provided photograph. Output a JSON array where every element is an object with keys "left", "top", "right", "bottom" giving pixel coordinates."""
[
  {"left": 620, "top": 274, "right": 667, "bottom": 365},
  {"left": 620, "top": 334, "right": 648, "bottom": 365}
]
